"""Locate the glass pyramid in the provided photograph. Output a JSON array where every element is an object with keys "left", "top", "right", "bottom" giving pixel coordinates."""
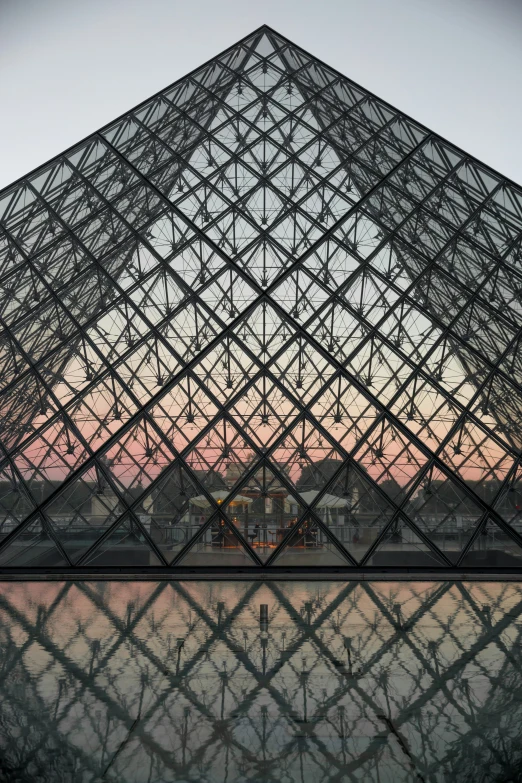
[{"left": 1, "top": 25, "right": 522, "bottom": 572}]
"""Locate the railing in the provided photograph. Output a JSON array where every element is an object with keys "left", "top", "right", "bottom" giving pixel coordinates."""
[{"left": 1, "top": 516, "right": 521, "bottom": 552}]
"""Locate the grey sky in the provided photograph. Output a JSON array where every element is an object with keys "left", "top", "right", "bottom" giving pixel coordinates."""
[{"left": 1, "top": 0, "right": 522, "bottom": 190}]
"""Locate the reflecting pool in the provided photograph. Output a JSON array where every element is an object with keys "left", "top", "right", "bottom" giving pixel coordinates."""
[{"left": 1, "top": 580, "right": 522, "bottom": 782}]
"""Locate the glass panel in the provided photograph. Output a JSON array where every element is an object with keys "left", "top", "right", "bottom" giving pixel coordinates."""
[
  {"left": 228, "top": 374, "right": 300, "bottom": 450},
  {"left": 0, "top": 463, "right": 35, "bottom": 542},
  {"left": 231, "top": 302, "right": 294, "bottom": 362},
  {"left": 319, "top": 464, "right": 395, "bottom": 563},
  {"left": 365, "top": 517, "right": 446, "bottom": 567},
  {"left": 44, "top": 466, "right": 124, "bottom": 563},
  {"left": 223, "top": 464, "right": 304, "bottom": 563},
  {"left": 149, "top": 376, "right": 218, "bottom": 452},
  {"left": 271, "top": 419, "right": 343, "bottom": 503},
  {"left": 13, "top": 419, "right": 89, "bottom": 505},
  {"left": 185, "top": 420, "right": 260, "bottom": 497},
  {"left": 99, "top": 416, "right": 176, "bottom": 504},
  {"left": 135, "top": 464, "right": 207, "bottom": 565},
  {"left": 177, "top": 517, "right": 257, "bottom": 567},
  {"left": 0, "top": 516, "right": 67, "bottom": 567},
  {"left": 272, "top": 518, "right": 350, "bottom": 566},
  {"left": 191, "top": 336, "right": 260, "bottom": 404},
  {"left": 310, "top": 376, "right": 379, "bottom": 452},
  {"left": 353, "top": 418, "right": 428, "bottom": 502},
  {"left": 84, "top": 516, "right": 162, "bottom": 567},
  {"left": 268, "top": 336, "right": 336, "bottom": 403},
  {"left": 403, "top": 466, "right": 484, "bottom": 563},
  {"left": 460, "top": 519, "right": 522, "bottom": 567},
  {"left": 440, "top": 418, "right": 514, "bottom": 496}
]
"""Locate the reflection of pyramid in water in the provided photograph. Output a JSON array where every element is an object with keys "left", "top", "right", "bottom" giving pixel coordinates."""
[{"left": 1, "top": 25, "right": 522, "bottom": 571}]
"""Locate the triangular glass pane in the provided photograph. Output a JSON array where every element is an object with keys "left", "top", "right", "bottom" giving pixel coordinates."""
[
  {"left": 0, "top": 516, "right": 68, "bottom": 567},
  {"left": 252, "top": 31, "right": 276, "bottom": 57},
  {"left": 135, "top": 462, "right": 209, "bottom": 565},
  {"left": 318, "top": 463, "right": 396, "bottom": 564},
  {"left": 460, "top": 518, "right": 522, "bottom": 567},
  {"left": 365, "top": 517, "right": 446, "bottom": 567},
  {"left": 176, "top": 516, "right": 258, "bottom": 567},
  {"left": 44, "top": 465, "right": 124, "bottom": 563},
  {"left": 223, "top": 463, "right": 304, "bottom": 563},
  {"left": 271, "top": 518, "right": 351, "bottom": 567},
  {"left": 403, "top": 465, "right": 484, "bottom": 564},
  {"left": 494, "top": 463, "right": 522, "bottom": 528},
  {"left": 83, "top": 515, "right": 162, "bottom": 567},
  {"left": 0, "top": 462, "right": 35, "bottom": 542}
]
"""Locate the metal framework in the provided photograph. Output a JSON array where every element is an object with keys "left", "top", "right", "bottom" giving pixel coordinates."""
[
  {"left": 0, "top": 580, "right": 521, "bottom": 780},
  {"left": 1, "top": 26, "right": 522, "bottom": 573}
]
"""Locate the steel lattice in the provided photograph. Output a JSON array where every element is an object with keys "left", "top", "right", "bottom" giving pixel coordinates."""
[{"left": 1, "top": 26, "right": 522, "bottom": 572}]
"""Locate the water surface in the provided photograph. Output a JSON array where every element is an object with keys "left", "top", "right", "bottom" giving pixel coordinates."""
[{"left": 0, "top": 580, "right": 521, "bottom": 782}]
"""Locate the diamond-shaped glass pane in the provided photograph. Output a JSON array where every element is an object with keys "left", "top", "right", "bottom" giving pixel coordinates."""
[{"left": 223, "top": 463, "right": 304, "bottom": 563}]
